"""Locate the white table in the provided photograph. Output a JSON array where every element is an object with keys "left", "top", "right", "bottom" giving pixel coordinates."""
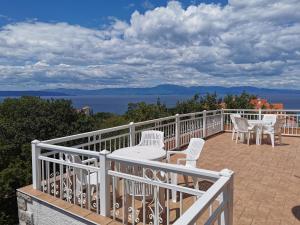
[
  {"left": 248, "top": 120, "right": 273, "bottom": 145},
  {"left": 111, "top": 145, "right": 166, "bottom": 161}
]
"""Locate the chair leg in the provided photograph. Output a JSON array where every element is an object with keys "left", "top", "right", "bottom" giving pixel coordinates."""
[
  {"left": 247, "top": 132, "right": 250, "bottom": 145},
  {"left": 183, "top": 175, "right": 189, "bottom": 187},
  {"left": 232, "top": 129, "right": 235, "bottom": 140},
  {"left": 270, "top": 133, "right": 275, "bottom": 148},
  {"left": 279, "top": 133, "right": 282, "bottom": 145},
  {"left": 235, "top": 132, "right": 239, "bottom": 144},
  {"left": 192, "top": 177, "right": 199, "bottom": 189}
]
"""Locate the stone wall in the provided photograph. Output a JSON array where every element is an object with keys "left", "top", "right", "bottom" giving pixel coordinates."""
[{"left": 17, "top": 191, "right": 94, "bottom": 225}]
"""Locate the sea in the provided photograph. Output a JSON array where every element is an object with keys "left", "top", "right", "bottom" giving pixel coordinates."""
[{"left": 0, "top": 93, "right": 299, "bottom": 114}]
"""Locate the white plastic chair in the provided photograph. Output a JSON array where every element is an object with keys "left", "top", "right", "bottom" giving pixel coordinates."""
[
  {"left": 262, "top": 117, "right": 285, "bottom": 147},
  {"left": 262, "top": 114, "right": 277, "bottom": 125},
  {"left": 138, "top": 130, "right": 164, "bottom": 149},
  {"left": 167, "top": 138, "right": 205, "bottom": 168},
  {"left": 65, "top": 154, "right": 100, "bottom": 203},
  {"left": 234, "top": 117, "right": 256, "bottom": 145},
  {"left": 167, "top": 138, "right": 205, "bottom": 202},
  {"left": 230, "top": 114, "right": 241, "bottom": 140}
]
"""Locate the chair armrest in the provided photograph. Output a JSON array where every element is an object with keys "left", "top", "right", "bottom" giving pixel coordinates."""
[
  {"left": 167, "top": 150, "right": 187, "bottom": 161},
  {"left": 82, "top": 157, "right": 98, "bottom": 166}
]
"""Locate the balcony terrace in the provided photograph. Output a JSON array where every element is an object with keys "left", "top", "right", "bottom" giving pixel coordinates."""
[{"left": 17, "top": 109, "right": 300, "bottom": 225}]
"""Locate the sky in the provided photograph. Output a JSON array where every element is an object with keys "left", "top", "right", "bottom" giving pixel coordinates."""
[{"left": 0, "top": 0, "right": 300, "bottom": 90}]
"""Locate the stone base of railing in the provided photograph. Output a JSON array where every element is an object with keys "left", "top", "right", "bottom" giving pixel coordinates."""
[{"left": 17, "top": 185, "right": 120, "bottom": 225}]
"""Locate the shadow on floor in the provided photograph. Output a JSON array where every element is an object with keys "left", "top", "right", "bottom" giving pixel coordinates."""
[{"left": 292, "top": 206, "right": 300, "bottom": 220}]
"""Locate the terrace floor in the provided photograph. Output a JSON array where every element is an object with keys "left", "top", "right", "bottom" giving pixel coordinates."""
[{"left": 190, "top": 132, "right": 300, "bottom": 225}]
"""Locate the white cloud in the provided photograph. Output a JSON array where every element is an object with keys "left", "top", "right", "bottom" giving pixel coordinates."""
[{"left": 0, "top": 0, "right": 300, "bottom": 90}]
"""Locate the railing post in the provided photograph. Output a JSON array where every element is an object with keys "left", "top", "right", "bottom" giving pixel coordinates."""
[
  {"left": 175, "top": 114, "right": 180, "bottom": 149},
  {"left": 203, "top": 110, "right": 207, "bottom": 138},
  {"left": 99, "top": 150, "right": 111, "bottom": 216},
  {"left": 221, "top": 108, "right": 224, "bottom": 131},
  {"left": 259, "top": 108, "right": 262, "bottom": 120},
  {"left": 220, "top": 169, "right": 234, "bottom": 225},
  {"left": 129, "top": 122, "right": 135, "bottom": 146},
  {"left": 31, "top": 140, "right": 41, "bottom": 190}
]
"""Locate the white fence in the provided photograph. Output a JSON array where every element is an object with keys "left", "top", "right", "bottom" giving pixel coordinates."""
[
  {"left": 42, "top": 110, "right": 223, "bottom": 150},
  {"left": 32, "top": 109, "right": 234, "bottom": 225},
  {"left": 223, "top": 109, "right": 300, "bottom": 136},
  {"left": 32, "top": 142, "right": 233, "bottom": 225},
  {"left": 32, "top": 108, "right": 300, "bottom": 224}
]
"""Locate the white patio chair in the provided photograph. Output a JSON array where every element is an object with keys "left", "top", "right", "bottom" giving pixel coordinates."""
[
  {"left": 65, "top": 154, "right": 100, "bottom": 204},
  {"left": 262, "top": 117, "right": 285, "bottom": 148},
  {"left": 138, "top": 130, "right": 164, "bottom": 149},
  {"left": 230, "top": 114, "right": 241, "bottom": 140},
  {"left": 262, "top": 114, "right": 277, "bottom": 125},
  {"left": 234, "top": 117, "right": 256, "bottom": 145},
  {"left": 167, "top": 138, "right": 205, "bottom": 201}
]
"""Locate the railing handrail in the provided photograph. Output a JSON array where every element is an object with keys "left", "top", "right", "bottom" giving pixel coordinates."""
[
  {"left": 38, "top": 155, "right": 100, "bottom": 172},
  {"left": 107, "top": 154, "right": 221, "bottom": 181},
  {"left": 108, "top": 170, "right": 206, "bottom": 197},
  {"left": 173, "top": 175, "right": 231, "bottom": 225},
  {"left": 42, "top": 123, "right": 132, "bottom": 144},
  {"left": 37, "top": 142, "right": 101, "bottom": 157},
  {"left": 223, "top": 108, "right": 300, "bottom": 112}
]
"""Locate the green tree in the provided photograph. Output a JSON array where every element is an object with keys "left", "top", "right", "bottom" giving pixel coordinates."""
[
  {"left": 174, "top": 94, "right": 203, "bottom": 114},
  {"left": 93, "top": 112, "right": 128, "bottom": 128},
  {"left": 125, "top": 101, "right": 170, "bottom": 122},
  {"left": 224, "top": 92, "right": 256, "bottom": 109},
  {"left": 200, "top": 92, "right": 221, "bottom": 110},
  {"left": 174, "top": 93, "right": 221, "bottom": 114},
  {"left": 0, "top": 96, "right": 96, "bottom": 224}
]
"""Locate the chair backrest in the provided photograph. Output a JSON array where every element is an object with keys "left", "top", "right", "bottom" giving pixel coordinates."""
[
  {"left": 185, "top": 138, "right": 205, "bottom": 168},
  {"left": 138, "top": 130, "right": 164, "bottom": 148},
  {"left": 262, "top": 114, "right": 277, "bottom": 125},
  {"left": 235, "top": 117, "right": 250, "bottom": 132},
  {"left": 230, "top": 114, "right": 241, "bottom": 130},
  {"left": 65, "top": 154, "right": 88, "bottom": 185}
]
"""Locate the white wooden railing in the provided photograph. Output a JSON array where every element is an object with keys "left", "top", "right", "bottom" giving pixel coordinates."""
[
  {"left": 31, "top": 108, "right": 300, "bottom": 224},
  {"left": 41, "top": 110, "right": 223, "bottom": 150},
  {"left": 32, "top": 142, "right": 233, "bottom": 225},
  {"left": 223, "top": 109, "right": 300, "bottom": 136}
]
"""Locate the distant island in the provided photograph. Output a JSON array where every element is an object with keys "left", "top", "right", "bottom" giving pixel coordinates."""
[
  {"left": 1, "top": 84, "right": 300, "bottom": 97},
  {"left": 0, "top": 90, "right": 69, "bottom": 97}
]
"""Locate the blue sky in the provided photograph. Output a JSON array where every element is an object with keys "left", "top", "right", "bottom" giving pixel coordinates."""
[
  {"left": 0, "top": 0, "right": 227, "bottom": 27},
  {"left": 0, "top": 0, "right": 300, "bottom": 90}
]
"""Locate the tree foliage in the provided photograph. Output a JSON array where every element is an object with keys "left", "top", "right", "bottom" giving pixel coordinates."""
[
  {"left": 0, "top": 97, "right": 96, "bottom": 224},
  {"left": 125, "top": 101, "right": 169, "bottom": 122},
  {"left": 223, "top": 92, "right": 256, "bottom": 109}
]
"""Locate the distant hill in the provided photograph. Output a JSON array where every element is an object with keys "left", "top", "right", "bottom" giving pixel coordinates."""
[
  {"left": 44, "top": 84, "right": 300, "bottom": 96},
  {"left": 2, "top": 85, "right": 300, "bottom": 97},
  {"left": 0, "top": 91, "right": 69, "bottom": 97}
]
